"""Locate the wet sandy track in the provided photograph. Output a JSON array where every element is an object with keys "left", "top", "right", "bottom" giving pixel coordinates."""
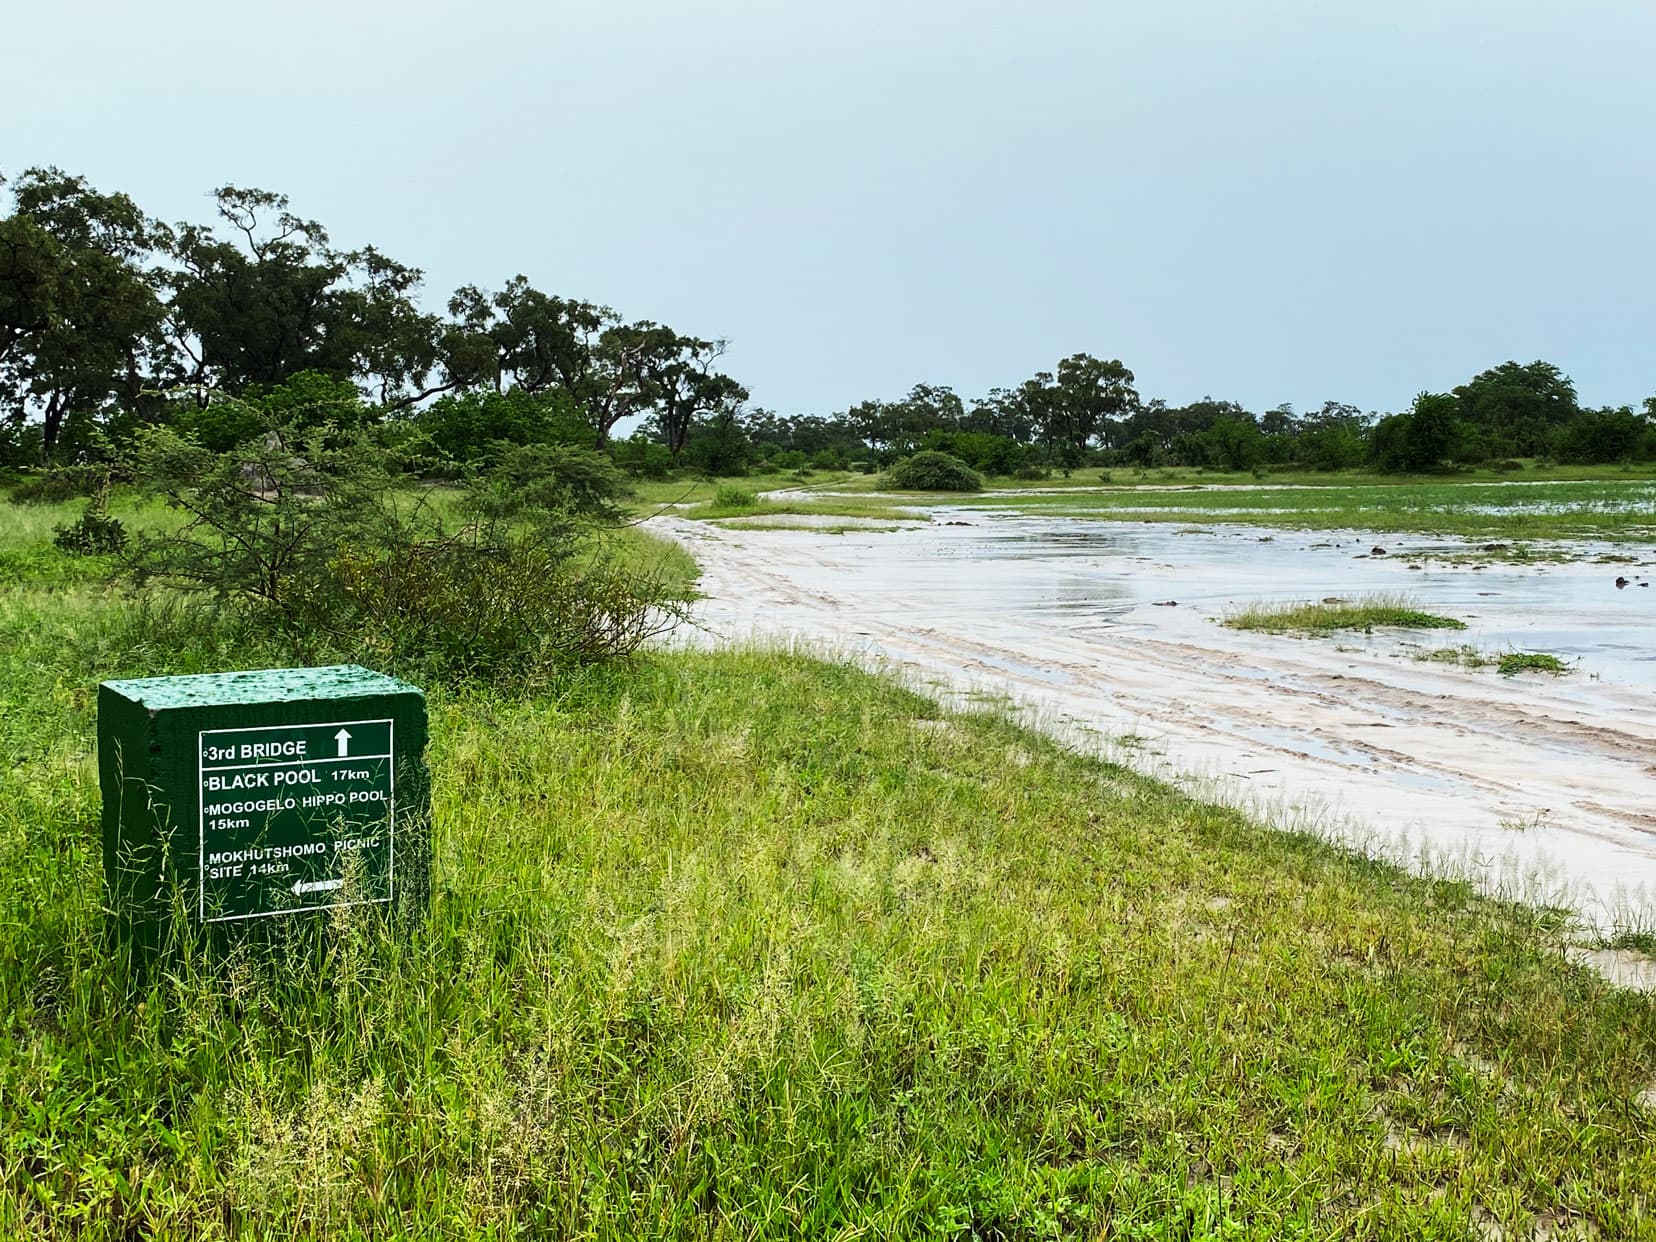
[{"left": 654, "top": 514, "right": 1656, "bottom": 928}]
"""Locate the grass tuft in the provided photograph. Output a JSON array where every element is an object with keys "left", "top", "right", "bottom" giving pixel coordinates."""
[
  {"left": 1225, "top": 595, "right": 1467, "bottom": 635},
  {"left": 1497, "top": 651, "right": 1573, "bottom": 677}
]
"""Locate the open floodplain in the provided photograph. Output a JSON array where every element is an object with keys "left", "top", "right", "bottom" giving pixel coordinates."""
[{"left": 665, "top": 476, "right": 1656, "bottom": 940}]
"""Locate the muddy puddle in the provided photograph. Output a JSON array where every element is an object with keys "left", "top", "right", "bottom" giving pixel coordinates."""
[{"left": 656, "top": 513, "right": 1656, "bottom": 931}]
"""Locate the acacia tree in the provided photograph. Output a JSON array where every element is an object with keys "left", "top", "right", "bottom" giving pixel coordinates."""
[
  {"left": 164, "top": 187, "right": 439, "bottom": 406},
  {"left": 442, "top": 280, "right": 686, "bottom": 447},
  {"left": 639, "top": 331, "right": 748, "bottom": 457}
]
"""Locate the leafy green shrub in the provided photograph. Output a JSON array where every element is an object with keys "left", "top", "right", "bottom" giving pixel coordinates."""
[
  {"left": 714, "top": 486, "right": 758, "bottom": 509},
  {"left": 123, "top": 423, "right": 680, "bottom": 681},
  {"left": 53, "top": 507, "right": 127, "bottom": 555},
  {"left": 883, "top": 451, "right": 984, "bottom": 492},
  {"left": 327, "top": 532, "right": 683, "bottom": 676},
  {"left": 466, "top": 442, "right": 631, "bottom": 528},
  {"left": 415, "top": 387, "right": 591, "bottom": 464},
  {"left": 610, "top": 436, "right": 676, "bottom": 480}
]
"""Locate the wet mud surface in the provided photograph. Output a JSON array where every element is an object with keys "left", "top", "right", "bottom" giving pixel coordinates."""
[{"left": 655, "top": 514, "right": 1656, "bottom": 928}]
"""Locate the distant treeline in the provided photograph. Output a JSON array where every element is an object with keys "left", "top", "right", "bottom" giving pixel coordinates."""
[
  {"left": 3, "top": 167, "right": 1652, "bottom": 477},
  {"left": 736, "top": 361, "right": 1656, "bottom": 479}
]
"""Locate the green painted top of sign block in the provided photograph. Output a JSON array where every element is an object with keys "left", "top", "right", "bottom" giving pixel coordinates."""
[{"left": 102, "top": 664, "right": 422, "bottom": 711}]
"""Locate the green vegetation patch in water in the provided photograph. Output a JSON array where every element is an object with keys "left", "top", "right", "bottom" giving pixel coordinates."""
[
  {"left": 1226, "top": 595, "right": 1467, "bottom": 635},
  {"left": 1498, "top": 651, "right": 1574, "bottom": 677}
]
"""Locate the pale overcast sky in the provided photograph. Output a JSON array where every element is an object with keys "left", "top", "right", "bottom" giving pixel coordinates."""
[{"left": 6, "top": 0, "right": 1654, "bottom": 416}]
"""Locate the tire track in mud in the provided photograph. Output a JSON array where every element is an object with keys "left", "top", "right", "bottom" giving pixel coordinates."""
[{"left": 656, "top": 516, "right": 1656, "bottom": 924}]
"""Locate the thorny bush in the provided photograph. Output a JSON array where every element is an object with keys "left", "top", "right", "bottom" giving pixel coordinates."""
[{"left": 123, "top": 422, "right": 686, "bottom": 681}]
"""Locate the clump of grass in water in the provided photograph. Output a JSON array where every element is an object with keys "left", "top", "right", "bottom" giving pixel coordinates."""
[
  {"left": 1413, "top": 645, "right": 1574, "bottom": 677},
  {"left": 1497, "top": 651, "right": 1573, "bottom": 677},
  {"left": 1413, "top": 644, "right": 1495, "bottom": 669},
  {"left": 1225, "top": 594, "right": 1466, "bottom": 635}
]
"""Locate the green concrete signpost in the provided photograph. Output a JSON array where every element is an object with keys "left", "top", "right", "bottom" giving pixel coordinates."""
[{"left": 98, "top": 665, "right": 428, "bottom": 935}]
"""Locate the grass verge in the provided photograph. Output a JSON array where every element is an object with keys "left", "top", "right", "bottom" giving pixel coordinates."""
[
  {"left": 2, "top": 501, "right": 1654, "bottom": 1238},
  {"left": 1225, "top": 596, "right": 1468, "bottom": 635}
]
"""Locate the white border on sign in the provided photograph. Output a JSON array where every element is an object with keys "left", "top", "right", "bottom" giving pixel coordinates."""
[{"left": 196, "top": 718, "right": 397, "bottom": 923}]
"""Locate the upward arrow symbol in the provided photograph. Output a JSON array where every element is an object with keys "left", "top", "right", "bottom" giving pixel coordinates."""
[{"left": 334, "top": 728, "right": 352, "bottom": 757}]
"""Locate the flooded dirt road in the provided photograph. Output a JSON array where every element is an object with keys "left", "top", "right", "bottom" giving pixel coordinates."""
[{"left": 655, "top": 513, "right": 1656, "bottom": 929}]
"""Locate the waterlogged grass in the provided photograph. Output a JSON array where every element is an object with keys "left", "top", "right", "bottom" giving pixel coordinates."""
[
  {"left": 628, "top": 470, "right": 861, "bottom": 513},
  {"left": 1497, "top": 651, "right": 1573, "bottom": 677},
  {"left": 1413, "top": 644, "right": 1499, "bottom": 670},
  {"left": 634, "top": 469, "right": 1656, "bottom": 542},
  {"left": 2, "top": 509, "right": 1656, "bottom": 1236},
  {"left": 1410, "top": 646, "right": 1576, "bottom": 678},
  {"left": 1226, "top": 596, "right": 1467, "bottom": 636},
  {"left": 947, "top": 478, "right": 1656, "bottom": 542},
  {"left": 686, "top": 494, "right": 926, "bottom": 523},
  {"left": 627, "top": 472, "right": 928, "bottom": 523}
]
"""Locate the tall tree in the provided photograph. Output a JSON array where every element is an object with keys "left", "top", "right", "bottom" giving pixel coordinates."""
[
  {"left": 0, "top": 167, "right": 168, "bottom": 461},
  {"left": 1452, "top": 360, "right": 1578, "bottom": 456},
  {"left": 640, "top": 332, "right": 747, "bottom": 457},
  {"left": 1051, "top": 353, "right": 1138, "bottom": 453},
  {"left": 165, "top": 187, "right": 438, "bottom": 404},
  {"left": 443, "top": 280, "right": 674, "bottom": 447}
]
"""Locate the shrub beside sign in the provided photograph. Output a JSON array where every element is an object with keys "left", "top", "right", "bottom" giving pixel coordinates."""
[{"left": 99, "top": 665, "right": 428, "bottom": 931}]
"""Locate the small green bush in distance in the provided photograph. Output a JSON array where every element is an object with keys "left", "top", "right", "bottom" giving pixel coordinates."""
[
  {"left": 713, "top": 485, "right": 758, "bottom": 509},
  {"left": 1498, "top": 651, "right": 1573, "bottom": 677},
  {"left": 1225, "top": 595, "right": 1466, "bottom": 634},
  {"left": 6, "top": 470, "right": 94, "bottom": 506},
  {"left": 883, "top": 450, "right": 984, "bottom": 492}
]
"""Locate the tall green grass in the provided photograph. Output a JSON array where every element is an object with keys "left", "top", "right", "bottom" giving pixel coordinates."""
[{"left": 1, "top": 497, "right": 1654, "bottom": 1238}]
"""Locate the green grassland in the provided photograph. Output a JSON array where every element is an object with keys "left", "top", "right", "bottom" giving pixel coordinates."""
[
  {"left": 3, "top": 492, "right": 1656, "bottom": 1238},
  {"left": 982, "top": 461, "right": 1656, "bottom": 491},
  {"left": 644, "top": 465, "right": 1656, "bottom": 545},
  {"left": 944, "top": 479, "right": 1656, "bottom": 542},
  {"left": 629, "top": 473, "right": 925, "bottom": 525}
]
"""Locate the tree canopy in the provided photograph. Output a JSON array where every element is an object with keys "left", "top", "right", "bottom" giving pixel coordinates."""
[{"left": 2, "top": 166, "right": 1651, "bottom": 474}]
